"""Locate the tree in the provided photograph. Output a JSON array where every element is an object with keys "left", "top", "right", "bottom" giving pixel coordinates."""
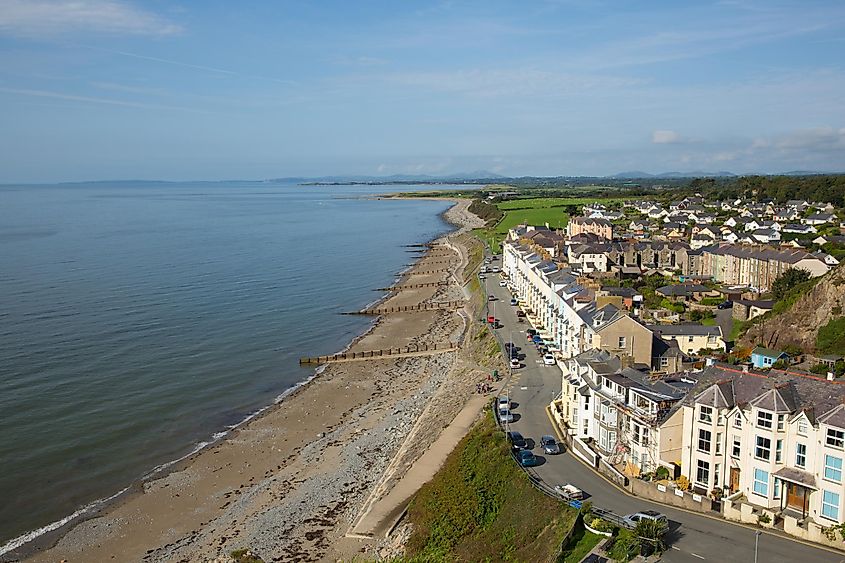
[
  {"left": 634, "top": 519, "right": 668, "bottom": 556},
  {"left": 770, "top": 268, "right": 811, "bottom": 301}
]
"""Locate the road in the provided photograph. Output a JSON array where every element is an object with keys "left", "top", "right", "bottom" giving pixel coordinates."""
[{"left": 481, "top": 268, "right": 842, "bottom": 563}]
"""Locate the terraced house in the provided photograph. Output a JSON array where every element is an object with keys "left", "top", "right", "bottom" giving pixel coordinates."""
[
  {"left": 698, "top": 244, "right": 829, "bottom": 292},
  {"left": 679, "top": 364, "right": 845, "bottom": 529}
]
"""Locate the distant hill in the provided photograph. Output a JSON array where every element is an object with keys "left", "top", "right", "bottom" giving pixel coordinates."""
[
  {"left": 611, "top": 171, "right": 736, "bottom": 179},
  {"left": 268, "top": 171, "right": 506, "bottom": 184}
]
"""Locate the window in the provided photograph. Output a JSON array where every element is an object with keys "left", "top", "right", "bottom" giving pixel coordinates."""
[
  {"left": 734, "top": 414, "right": 742, "bottom": 429},
  {"left": 796, "top": 444, "right": 807, "bottom": 468},
  {"left": 732, "top": 438, "right": 741, "bottom": 458},
  {"left": 798, "top": 420, "right": 809, "bottom": 435},
  {"left": 696, "top": 460, "right": 710, "bottom": 485},
  {"left": 714, "top": 464, "right": 721, "bottom": 488},
  {"left": 688, "top": 335, "right": 694, "bottom": 343},
  {"left": 753, "top": 468, "right": 769, "bottom": 497},
  {"left": 755, "top": 436, "right": 771, "bottom": 461},
  {"left": 660, "top": 356, "right": 669, "bottom": 368},
  {"left": 777, "top": 414, "right": 785, "bottom": 431},
  {"left": 774, "top": 479, "right": 781, "bottom": 500},
  {"left": 642, "top": 428, "right": 650, "bottom": 447},
  {"left": 825, "top": 455, "right": 843, "bottom": 483},
  {"left": 716, "top": 433, "right": 723, "bottom": 455},
  {"left": 822, "top": 491, "right": 840, "bottom": 521},
  {"left": 618, "top": 336, "right": 626, "bottom": 349},
  {"left": 827, "top": 428, "right": 845, "bottom": 448},
  {"left": 757, "top": 411, "right": 773, "bottom": 429},
  {"left": 699, "top": 405, "right": 713, "bottom": 424},
  {"left": 775, "top": 439, "right": 783, "bottom": 463},
  {"left": 698, "top": 429, "right": 712, "bottom": 453}
]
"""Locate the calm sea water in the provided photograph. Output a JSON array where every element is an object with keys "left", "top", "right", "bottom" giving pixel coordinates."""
[{"left": 0, "top": 181, "right": 455, "bottom": 549}]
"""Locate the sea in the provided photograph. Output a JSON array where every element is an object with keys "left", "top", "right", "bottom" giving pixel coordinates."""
[{"left": 0, "top": 181, "right": 458, "bottom": 552}]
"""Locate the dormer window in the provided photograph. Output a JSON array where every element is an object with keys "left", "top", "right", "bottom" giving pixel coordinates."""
[
  {"left": 757, "top": 411, "right": 773, "bottom": 429},
  {"left": 798, "top": 420, "right": 808, "bottom": 435},
  {"left": 699, "top": 405, "right": 713, "bottom": 424},
  {"left": 734, "top": 414, "right": 742, "bottom": 429},
  {"left": 777, "top": 414, "right": 785, "bottom": 431}
]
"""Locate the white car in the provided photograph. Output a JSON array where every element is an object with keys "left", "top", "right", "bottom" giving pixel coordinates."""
[
  {"left": 498, "top": 408, "right": 514, "bottom": 423},
  {"left": 497, "top": 396, "right": 510, "bottom": 410},
  {"left": 543, "top": 353, "right": 556, "bottom": 365},
  {"left": 510, "top": 358, "right": 521, "bottom": 369},
  {"left": 498, "top": 280, "right": 507, "bottom": 287}
]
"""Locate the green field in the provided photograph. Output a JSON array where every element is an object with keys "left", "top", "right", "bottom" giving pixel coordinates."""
[
  {"left": 473, "top": 195, "right": 636, "bottom": 253},
  {"left": 496, "top": 196, "right": 631, "bottom": 211}
]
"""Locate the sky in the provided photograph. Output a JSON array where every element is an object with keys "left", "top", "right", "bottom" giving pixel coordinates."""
[{"left": 1, "top": 0, "right": 844, "bottom": 182}]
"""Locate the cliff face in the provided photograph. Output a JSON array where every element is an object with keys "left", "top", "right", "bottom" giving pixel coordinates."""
[{"left": 739, "top": 263, "right": 845, "bottom": 352}]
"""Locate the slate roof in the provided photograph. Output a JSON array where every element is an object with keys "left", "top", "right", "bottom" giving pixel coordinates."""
[{"left": 649, "top": 323, "right": 722, "bottom": 337}]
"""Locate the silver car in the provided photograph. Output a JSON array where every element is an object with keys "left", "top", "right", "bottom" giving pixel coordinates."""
[{"left": 540, "top": 435, "right": 560, "bottom": 454}]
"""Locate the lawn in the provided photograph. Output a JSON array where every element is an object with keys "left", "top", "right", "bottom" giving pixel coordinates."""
[
  {"left": 399, "top": 409, "right": 577, "bottom": 562},
  {"left": 559, "top": 519, "right": 604, "bottom": 563}
]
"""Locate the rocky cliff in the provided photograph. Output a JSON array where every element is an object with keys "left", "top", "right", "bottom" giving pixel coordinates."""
[{"left": 739, "top": 263, "right": 845, "bottom": 352}]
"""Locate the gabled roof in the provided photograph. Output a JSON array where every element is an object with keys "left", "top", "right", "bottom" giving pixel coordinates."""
[{"left": 752, "top": 346, "right": 788, "bottom": 359}]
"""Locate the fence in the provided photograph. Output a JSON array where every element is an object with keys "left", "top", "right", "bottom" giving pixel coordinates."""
[
  {"left": 373, "top": 281, "right": 448, "bottom": 291},
  {"left": 299, "top": 342, "right": 456, "bottom": 365},
  {"left": 342, "top": 300, "right": 465, "bottom": 315}
]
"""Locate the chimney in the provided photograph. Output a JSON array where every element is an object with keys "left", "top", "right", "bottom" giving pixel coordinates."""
[{"left": 828, "top": 372, "right": 835, "bottom": 381}]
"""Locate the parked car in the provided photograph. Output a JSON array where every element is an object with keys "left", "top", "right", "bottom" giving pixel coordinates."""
[
  {"left": 527, "top": 329, "right": 537, "bottom": 336},
  {"left": 622, "top": 510, "right": 668, "bottom": 530},
  {"left": 518, "top": 449, "right": 539, "bottom": 467},
  {"left": 498, "top": 408, "right": 514, "bottom": 423},
  {"left": 478, "top": 274, "right": 486, "bottom": 280},
  {"left": 541, "top": 435, "right": 560, "bottom": 454},
  {"left": 516, "top": 310, "right": 526, "bottom": 318},
  {"left": 543, "top": 353, "right": 556, "bottom": 365},
  {"left": 510, "top": 298, "right": 518, "bottom": 306},
  {"left": 717, "top": 300, "right": 733, "bottom": 309},
  {"left": 499, "top": 280, "right": 507, "bottom": 287},
  {"left": 488, "top": 295, "right": 496, "bottom": 301},
  {"left": 510, "top": 357, "right": 521, "bottom": 369},
  {"left": 497, "top": 396, "right": 510, "bottom": 410},
  {"left": 507, "top": 431, "right": 527, "bottom": 450}
]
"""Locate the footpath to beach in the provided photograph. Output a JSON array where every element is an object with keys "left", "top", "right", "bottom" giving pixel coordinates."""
[{"left": 20, "top": 199, "right": 500, "bottom": 563}]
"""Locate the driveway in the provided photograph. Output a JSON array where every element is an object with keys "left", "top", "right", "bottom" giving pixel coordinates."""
[{"left": 482, "top": 271, "right": 842, "bottom": 563}]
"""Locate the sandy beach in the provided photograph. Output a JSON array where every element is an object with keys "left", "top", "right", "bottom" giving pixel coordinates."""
[{"left": 16, "top": 199, "right": 495, "bottom": 563}]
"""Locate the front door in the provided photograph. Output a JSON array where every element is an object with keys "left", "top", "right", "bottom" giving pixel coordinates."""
[
  {"left": 786, "top": 483, "right": 809, "bottom": 513},
  {"left": 729, "top": 467, "right": 740, "bottom": 493}
]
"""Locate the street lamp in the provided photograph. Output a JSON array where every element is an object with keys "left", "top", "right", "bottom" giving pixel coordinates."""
[{"left": 754, "top": 530, "right": 761, "bottom": 563}]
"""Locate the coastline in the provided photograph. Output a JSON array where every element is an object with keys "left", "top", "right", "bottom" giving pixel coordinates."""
[{"left": 6, "top": 198, "right": 488, "bottom": 563}]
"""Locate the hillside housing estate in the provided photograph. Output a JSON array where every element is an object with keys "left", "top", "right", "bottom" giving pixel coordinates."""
[{"left": 499, "top": 194, "right": 845, "bottom": 542}]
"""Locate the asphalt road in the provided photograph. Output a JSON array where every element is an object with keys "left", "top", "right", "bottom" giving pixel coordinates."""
[{"left": 481, "top": 268, "right": 842, "bottom": 563}]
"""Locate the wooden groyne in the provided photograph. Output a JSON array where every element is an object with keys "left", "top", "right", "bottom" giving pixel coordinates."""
[
  {"left": 403, "top": 270, "right": 449, "bottom": 276},
  {"left": 299, "top": 342, "right": 457, "bottom": 365},
  {"left": 342, "top": 300, "right": 464, "bottom": 315},
  {"left": 374, "top": 281, "right": 447, "bottom": 291},
  {"left": 406, "top": 260, "right": 454, "bottom": 267}
]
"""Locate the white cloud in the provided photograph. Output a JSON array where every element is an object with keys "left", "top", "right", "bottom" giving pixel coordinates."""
[
  {"left": 651, "top": 129, "right": 681, "bottom": 144},
  {"left": 0, "top": 0, "right": 181, "bottom": 37}
]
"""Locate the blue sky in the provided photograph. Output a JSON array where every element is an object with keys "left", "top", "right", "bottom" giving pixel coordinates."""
[{"left": 1, "top": 0, "right": 844, "bottom": 182}]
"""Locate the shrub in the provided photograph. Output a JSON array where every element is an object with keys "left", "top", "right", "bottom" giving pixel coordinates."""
[
  {"left": 771, "top": 268, "right": 812, "bottom": 300},
  {"left": 655, "top": 466, "right": 670, "bottom": 481},
  {"left": 817, "top": 316, "right": 845, "bottom": 354},
  {"left": 758, "top": 513, "right": 772, "bottom": 525},
  {"left": 675, "top": 475, "right": 690, "bottom": 491}
]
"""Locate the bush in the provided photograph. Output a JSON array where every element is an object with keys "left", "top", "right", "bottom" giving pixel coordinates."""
[
  {"left": 817, "top": 316, "right": 845, "bottom": 354},
  {"left": 675, "top": 475, "right": 690, "bottom": 491},
  {"left": 655, "top": 466, "right": 670, "bottom": 480},
  {"left": 700, "top": 297, "right": 723, "bottom": 307}
]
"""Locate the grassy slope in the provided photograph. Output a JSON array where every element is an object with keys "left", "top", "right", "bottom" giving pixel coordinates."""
[{"left": 400, "top": 411, "right": 576, "bottom": 562}]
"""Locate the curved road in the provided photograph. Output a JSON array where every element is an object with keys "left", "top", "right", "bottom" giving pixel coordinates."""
[{"left": 482, "top": 268, "right": 843, "bottom": 563}]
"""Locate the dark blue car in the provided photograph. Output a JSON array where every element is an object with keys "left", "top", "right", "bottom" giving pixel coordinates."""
[{"left": 518, "top": 449, "right": 539, "bottom": 467}]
